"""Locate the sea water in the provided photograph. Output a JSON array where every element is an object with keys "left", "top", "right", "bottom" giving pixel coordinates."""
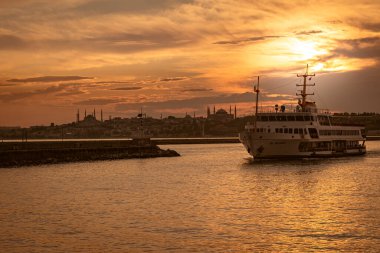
[{"left": 0, "top": 142, "right": 379, "bottom": 252}]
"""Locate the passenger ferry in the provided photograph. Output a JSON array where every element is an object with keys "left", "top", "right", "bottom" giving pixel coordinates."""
[{"left": 239, "top": 66, "right": 366, "bottom": 159}]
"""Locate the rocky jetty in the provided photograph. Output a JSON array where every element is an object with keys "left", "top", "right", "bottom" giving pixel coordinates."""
[{"left": 0, "top": 140, "right": 180, "bottom": 168}]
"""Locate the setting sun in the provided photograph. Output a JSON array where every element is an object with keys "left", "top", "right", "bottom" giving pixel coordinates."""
[{"left": 289, "top": 39, "right": 327, "bottom": 61}]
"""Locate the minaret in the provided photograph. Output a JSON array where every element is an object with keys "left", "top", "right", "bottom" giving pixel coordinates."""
[
  {"left": 234, "top": 105, "right": 237, "bottom": 119},
  {"left": 101, "top": 109, "right": 103, "bottom": 122},
  {"left": 76, "top": 109, "right": 80, "bottom": 123},
  {"left": 93, "top": 108, "right": 96, "bottom": 119},
  {"left": 207, "top": 106, "right": 210, "bottom": 118},
  {"left": 84, "top": 109, "right": 87, "bottom": 118},
  {"left": 229, "top": 105, "right": 232, "bottom": 115},
  {"left": 213, "top": 106, "right": 215, "bottom": 114},
  {"left": 193, "top": 112, "right": 196, "bottom": 118}
]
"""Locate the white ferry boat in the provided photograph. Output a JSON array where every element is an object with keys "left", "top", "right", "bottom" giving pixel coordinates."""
[{"left": 239, "top": 66, "right": 366, "bottom": 159}]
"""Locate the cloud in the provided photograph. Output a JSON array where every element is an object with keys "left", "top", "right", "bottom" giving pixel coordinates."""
[
  {"left": 110, "top": 87, "right": 142, "bottom": 91},
  {"left": 182, "top": 88, "right": 213, "bottom": 92},
  {"left": 0, "top": 83, "right": 16, "bottom": 87},
  {"left": 0, "top": 34, "right": 27, "bottom": 50},
  {"left": 340, "top": 37, "right": 380, "bottom": 47},
  {"left": 55, "top": 90, "right": 87, "bottom": 96},
  {"left": 74, "top": 98, "right": 124, "bottom": 105},
  {"left": 327, "top": 20, "right": 342, "bottom": 24},
  {"left": 0, "top": 29, "right": 195, "bottom": 55},
  {"left": 160, "top": 77, "right": 189, "bottom": 82},
  {"left": 75, "top": 0, "right": 195, "bottom": 15},
  {"left": 351, "top": 21, "right": 380, "bottom": 32},
  {"left": 295, "top": 30, "right": 323, "bottom": 36},
  {"left": 0, "top": 84, "right": 67, "bottom": 102},
  {"left": 115, "top": 91, "right": 290, "bottom": 112},
  {"left": 214, "top": 35, "right": 282, "bottom": 45},
  {"left": 95, "top": 81, "right": 134, "bottom": 84},
  {"left": 0, "top": 82, "right": 86, "bottom": 102},
  {"left": 316, "top": 64, "right": 380, "bottom": 112},
  {"left": 7, "top": 76, "right": 94, "bottom": 83},
  {"left": 334, "top": 37, "right": 380, "bottom": 59}
]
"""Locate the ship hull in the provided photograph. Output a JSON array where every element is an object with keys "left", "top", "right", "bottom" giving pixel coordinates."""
[{"left": 239, "top": 131, "right": 366, "bottom": 160}]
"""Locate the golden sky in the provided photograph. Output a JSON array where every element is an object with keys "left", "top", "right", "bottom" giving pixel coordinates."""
[{"left": 0, "top": 0, "right": 379, "bottom": 126}]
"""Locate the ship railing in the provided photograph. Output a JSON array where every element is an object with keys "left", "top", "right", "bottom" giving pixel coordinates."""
[
  {"left": 254, "top": 108, "right": 331, "bottom": 114},
  {"left": 330, "top": 123, "right": 366, "bottom": 127}
]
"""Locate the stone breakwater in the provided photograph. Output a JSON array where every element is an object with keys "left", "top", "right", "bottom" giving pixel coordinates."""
[{"left": 0, "top": 140, "right": 180, "bottom": 168}]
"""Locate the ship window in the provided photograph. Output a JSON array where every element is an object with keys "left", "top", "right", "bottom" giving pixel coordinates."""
[
  {"left": 299, "top": 128, "right": 303, "bottom": 134},
  {"left": 296, "top": 115, "right": 304, "bottom": 121},
  {"left": 287, "top": 115, "right": 296, "bottom": 121},
  {"left": 311, "top": 116, "right": 315, "bottom": 121},
  {"left": 275, "top": 128, "right": 278, "bottom": 133},
  {"left": 304, "top": 128, "right": 308, "bottom": 134},
  {"left": 304, "top": 116, "right": 311, "bottom": 121},
  {"left": 318, "top": 115, "right": 330, "bottom": 126},
  {"left": 289, "top": 128, "right": 293, "bottom": 134},
  {"left": 261, "top": 116, "right": 268, "bottom": 121},
  {"left": 269, "top": 116, "right": 276, "bottom": 121},
  {"left": 284, "top": 128, "right": 289, "bottom": 133},
  {"left": 294, "top": 128, "right": 299, "bottom": 134},
  {"left": 308, "top": 128, "right": 318, "bottom": 138},
  {"left": 268, "top": 128, "right": 271, "bottom": 133},
  {"left": 279, "top": 128, "right": 283, "bottom": 133},
  {"left": 277, "top": 115, "right": 287, "bottom": 121}
]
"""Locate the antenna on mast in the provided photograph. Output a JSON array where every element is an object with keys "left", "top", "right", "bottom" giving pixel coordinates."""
[
  {"left": 296, "top": 64, "right": 315, "bottom": 111},
  {"left": 253, "top": 76, "right": 260, "bottom": 132}
]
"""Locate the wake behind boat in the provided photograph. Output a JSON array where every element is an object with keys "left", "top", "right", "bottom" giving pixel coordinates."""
[{"left": 239, "top": 66, "right": 366, "bottom": 159}]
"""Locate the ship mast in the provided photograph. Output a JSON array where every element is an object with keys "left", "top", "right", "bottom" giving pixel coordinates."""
[
  {"left": 296, "top": 64, "right": 315, "bottom": 111},
  {"left": 254, "top": 76, "right": 260, "bottom": 132}
]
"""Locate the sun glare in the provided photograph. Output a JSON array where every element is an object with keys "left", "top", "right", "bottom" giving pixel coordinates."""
[
  {"left": 290, "top": 39, "right": 326, "bottom": 61},
  {"left": 312, "top": 63, "right": 324, "bottom": 72}
]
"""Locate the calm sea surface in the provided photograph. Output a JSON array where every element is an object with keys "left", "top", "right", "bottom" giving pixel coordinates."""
[{"left": 1, "top": 142, "right": 380, "bottom": 252}]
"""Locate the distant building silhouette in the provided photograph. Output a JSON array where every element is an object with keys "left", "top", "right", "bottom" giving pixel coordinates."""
[
  {"left": 207, "top": 105, "right": 235, "bottom": 121},
  {"left": 76, "top": 109, "right": 80, "bottom": 123}
]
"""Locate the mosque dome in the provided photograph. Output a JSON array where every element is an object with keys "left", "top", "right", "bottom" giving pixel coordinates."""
[{"left": 215, "top": 108, "right": 228, "bottom": 115}]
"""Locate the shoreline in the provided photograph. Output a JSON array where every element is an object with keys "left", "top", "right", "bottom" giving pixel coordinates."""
[{"left": 1, "top": 136, "right": 379, "bottom": 145}]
